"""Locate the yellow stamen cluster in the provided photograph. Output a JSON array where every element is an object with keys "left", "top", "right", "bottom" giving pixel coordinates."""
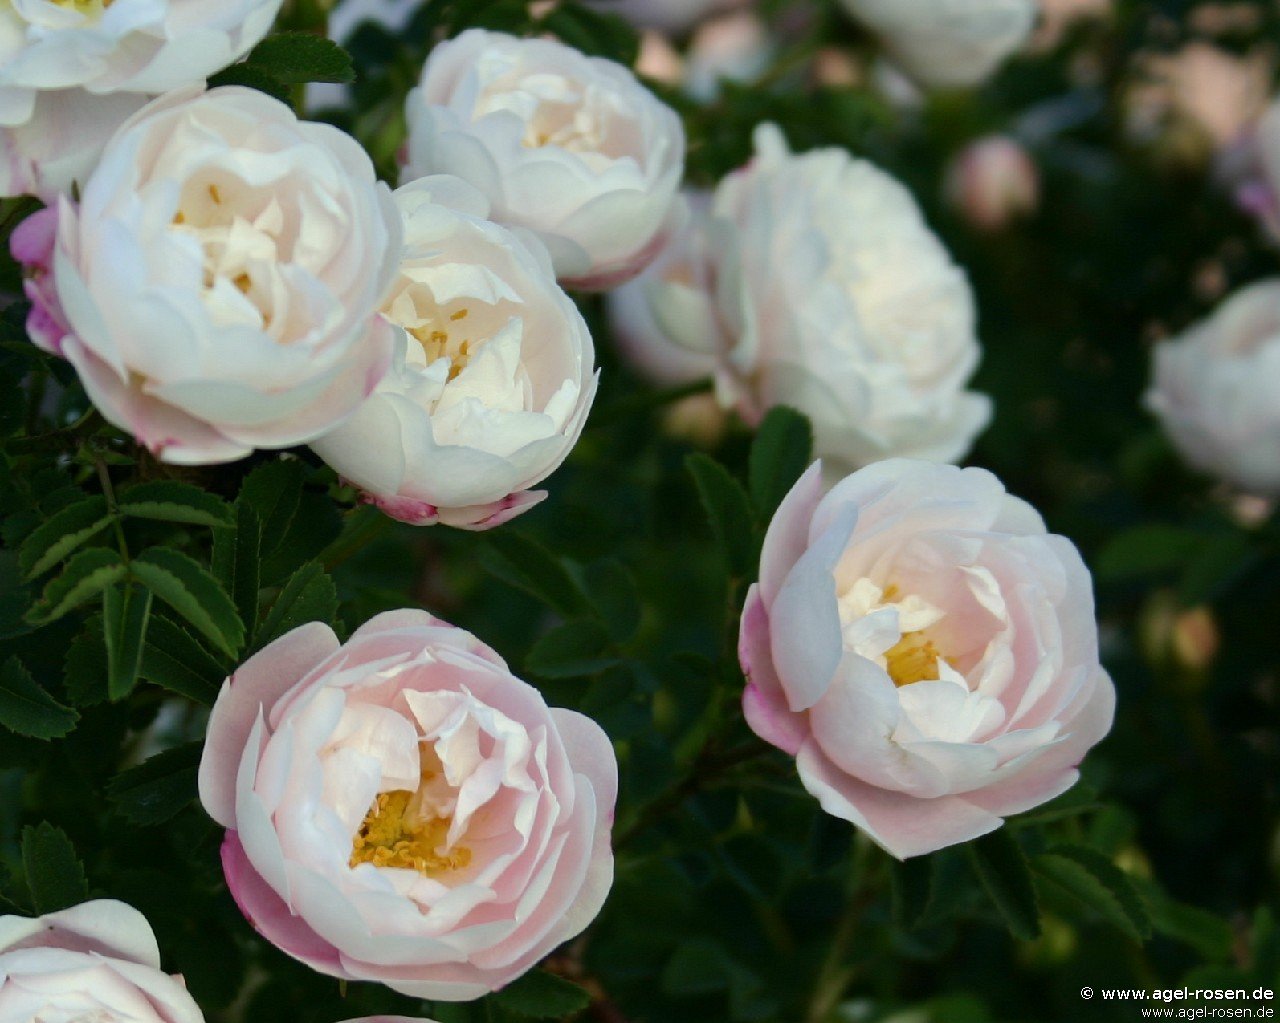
[
  {"left": 409, "top": 308, "right": 473, "bottom": 381},
  {"left": 349, "top": 787, "right": 471, "bottom": 876},
  {"left": 885, "top": 632, "right": 947, "bottom": 688}
]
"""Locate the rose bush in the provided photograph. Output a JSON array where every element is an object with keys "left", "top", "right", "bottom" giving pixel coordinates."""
[
  {"left": 401, "top": 29, "right": 685, "bottom": 290},
  {"left": 310, "top": 176, "right": 597, "bottom": 530},
  {"left": 0, "top": 0, "right": 282, "bottom": 200},
  {"left": 739, "top": 459, "right": 1116, "bottom": 858},
  {"left": 1145, "top": 279, "right": 1280, "bottom": 496},
  {"left": 197, "top": 609, "right": 617, "bottom": 1000},
  {"left": 14, "top": 85, "right": 401, "bottom": 464},
  {"left": 0, "top": 900, "right": 204, "bottom": 1022}
]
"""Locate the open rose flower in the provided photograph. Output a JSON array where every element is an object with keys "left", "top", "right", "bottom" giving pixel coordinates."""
[
  {"left": 740, "top": 460, "right": 1116, "bottom": 859},
  {"left": 0, "top": 900, "right": 204, "bottom": 1022},
  {"left": 310, "top": 176, "right": 597, "bottom": 530},
  {"left": 0, "top": 0, "right": 282, "bottom": 200},
  {"left": 838, "top": 0, "right": 1036, "bottom": 89},
  {"left": 14, "top": 86, "right": 401, "bottom": 464},
  {"left": 1145, "top": 279, "right": 1280, "bottom": 496},
  {"left": 654, "top": 124, "right": 990, "bottom": 475},
  {"left": 197, "top": 609, "right": 618, "bottom": 1001},
  {"left": 401, "top": 29, "right": 685, "bottom": 290}
]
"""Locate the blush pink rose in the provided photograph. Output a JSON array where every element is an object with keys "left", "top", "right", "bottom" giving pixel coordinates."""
[
  {"left": 739, "top": 459, "right": 1116, "bottom": 859},
  {"left": 0, "top": 900, "right": 204, "bottom": 1022},
  {"left": 197, "top": 609, "right": 617, "bottom": 1001}
]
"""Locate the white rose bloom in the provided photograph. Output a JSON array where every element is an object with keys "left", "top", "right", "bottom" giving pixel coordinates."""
[
  {"left": 15, "top": 86, "right": 402, "bottom": 465},
  {"left": 0, "top": 0, "right": 283, "bottom": 199},
  {"left": 401, "top": 29, "right": 686, "bottom": 291},
  {"left": 838, "top": 0, "right": 1037, "bottom": 89},
  {"left": 1145, "top": 279, "right": 1280, "bottom": 496},
  {"left": 310, "top": 176, "right": 597, "bottom": 530},
  {"left": 651, "top": 124, "right": 990, "bottom": 475},
  {"left": 0, "top": 900, "right": 205, "bottom": 1023}
]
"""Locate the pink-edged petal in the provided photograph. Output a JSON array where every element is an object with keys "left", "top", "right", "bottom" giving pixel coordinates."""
[
  {"left": 339, "top": 1018, "right": 443, "bottom": 1023},
  {"left": 758, "top": 460, "right": 827, "bottom": 606},
  {"left": 548, "top": 709, "right": 618, "bottom": 820},
  {"left": 199, "top": 621, "right": 340, "bottom": 828},
  {"left": 0, "top": 900, "right": 159, "bottom": 967},
  {"left": 221, "top": 832, "right": 347, "bottom": 977},
  {"left": 795, "top": 741, "right": 1003, "bottom": 860},
  {"left": 768, "top": 504, "right": 859, "bottom": 712},
  {"left": 739, "top": 586, "right": 808, "bottom": 755}
]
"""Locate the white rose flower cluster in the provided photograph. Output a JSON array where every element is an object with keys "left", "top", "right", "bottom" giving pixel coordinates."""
[
  {"left": 1, "top": 0, "right": 283, "bottom": 201},
  {"left": 613, "top": 124, "right": 991, "bottom": 475},
  {"left": 10, "top": 19, "right": 703, "bottom": 527}
]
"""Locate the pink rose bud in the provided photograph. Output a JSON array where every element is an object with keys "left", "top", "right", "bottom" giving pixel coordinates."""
[
  {"left": 739, "top": 460, "right": 1116, "bottom": 859},
  {"left": 198, "top": 610, "right": 618, "bottom": 1001},
  {"left": 945, "top": 135, "right": 1040, "bottom": 232}
]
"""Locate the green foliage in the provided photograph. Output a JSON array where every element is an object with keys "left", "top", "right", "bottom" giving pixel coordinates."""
[
  {"left": 685, "top": 452, "right": 757, "bottom": 578},
  {"left": 0, "top": 655, "right": 78, "bottom": 739},
  {"left": 20, "top": 822, "right": 88, "bottom": 914},
  {"left": 491, "top": 970, "right": 593, "bottom": 1018},
  {"left": 106, "top": 741, "right": 203, "bottom": 825},
  {"left": 968, "top": 830, "right": 1042, "bottom": 942}
]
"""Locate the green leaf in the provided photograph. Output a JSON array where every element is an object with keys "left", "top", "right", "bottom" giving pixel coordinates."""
[
  {"left": 1138, "top": 879, "right": 1233, "bottom": 961},
  {"left": 64, "top": 624, "right": 108, "bottom": 707},
  {"left": 254, "top": 562, "right": 337, "bottom": 652},
  {"left": 212, "top": 502, "right": 262, "bottom": 647},
  {"left": 584, "top": 558, "right": 642, "bottom": 642},
  {"left": 1178, "top": 530, "right": 1260, "bottom": 605},
  {"left": 246, "top": 32, "right": 356, "bottom": 84},
  {"left": 117, "top": 481, "right": 233, "bottom": 528},
  {"left": 967, "top": 829, "right": 1041, "bottom": 941},
  {"left": 1095, "top": 525, "right": 1202, "bottom": 582},
  {"left": 1008, "top": 781, "right": 1100, "bottom": 826},
  {"left": 686, "top": 453, "right": 756, "bottom": 578},
  {"left": 106, "top": 741, "right": 203, "bottom": 825},
  {"left": 25, "top": 547, "right": 126, "bottom": 626},
  {"left": 239, "top": 459, "right": 305, "bottom": 562},
  {"left": 21, "top": 822, "right": 88, "bottom": 914},
  {"left": 748, "top": 406, "right": 813, "bottom": 521},
  {"left": 526, "top": 620, "right": 617, "bottom": 678},
  {"left": 0, "top": 656, "right": 78, "bottom": 739},
  {"left": 1032, "top": 844, "right": 1152, "bottom": 942},
  {"left": 139, "top": 616, "right": 226, "bottom": 706},
  {"left": 103, "top": 582, "right": 152, "bottom": 701},
  {"left": 130, "top": 547, "right": 244, "bottom": 659},
  {"left": 891, "top": 853, "right": 937, "bottom": 931},
  {"left": 262, "top": 489, "right": 341, "bottom": 583},
  {"left": 480, "top": 530, "right": 591, "bottom": 618},
  {"left": 206, "top": 62, "right": 290, "bottom": 101},
  {"left": 18, "top": 495, "right": 115, "bottom": 580},
  {"left": 491, "top": 969, "right": 592, "bottom": 1019}
]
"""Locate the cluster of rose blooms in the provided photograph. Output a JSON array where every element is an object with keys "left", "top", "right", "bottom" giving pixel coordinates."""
[{"left": 0, "top": 0, "right": 1126, "bottom": 1019}]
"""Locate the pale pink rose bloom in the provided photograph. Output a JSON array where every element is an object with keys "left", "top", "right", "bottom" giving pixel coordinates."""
[
  {"left": 14, "top": 86, "right": 401, "bottom": 465},
  {"left": 0, "top": 0, "right": 282, "bottom": 200},
  {"left": 310, "top": 176, "right": 598, "bottom": 531},
  {"left": 740, "top": 460, "right": 1116, "bottom": 859},
  {"left": 838, "top": 0, "right": 1036, "bottom": 89},
  {"left": 0, "top": 900, "right": 205, "bottom": 1022},
  {"left": 401, "top": 29, "right": 686, "bottom": 291},
  {"left": 1145, "top": 279, "right": 1280, "bottom": 496},
  {"left": 682, "top": 125, "right": 991, "bottom": 475},
  {"left": 684, "top": 11, "right": 773, "bottom": 103},
  {"left": 944, "top": 135, "right": 1040, "bottom": 232},
  {"left": 197, "top": 609, "right": 617, "bottom": 1001}
]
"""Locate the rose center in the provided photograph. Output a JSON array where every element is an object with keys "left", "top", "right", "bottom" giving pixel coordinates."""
[
  {"left": 839, "top": 579, "right": 955, "bottom": 687},
  {"left": 14, "top": 0, "right": 113, "bottom": 20},
  {"left": 407, "top": 307, "right": 474, "bottom": 381},
  {"left": 884, "top": 632, "right": 948, "bottom": 688},
  {"left": 349, "top": 755, "right": 471, "bottom": 876}
]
